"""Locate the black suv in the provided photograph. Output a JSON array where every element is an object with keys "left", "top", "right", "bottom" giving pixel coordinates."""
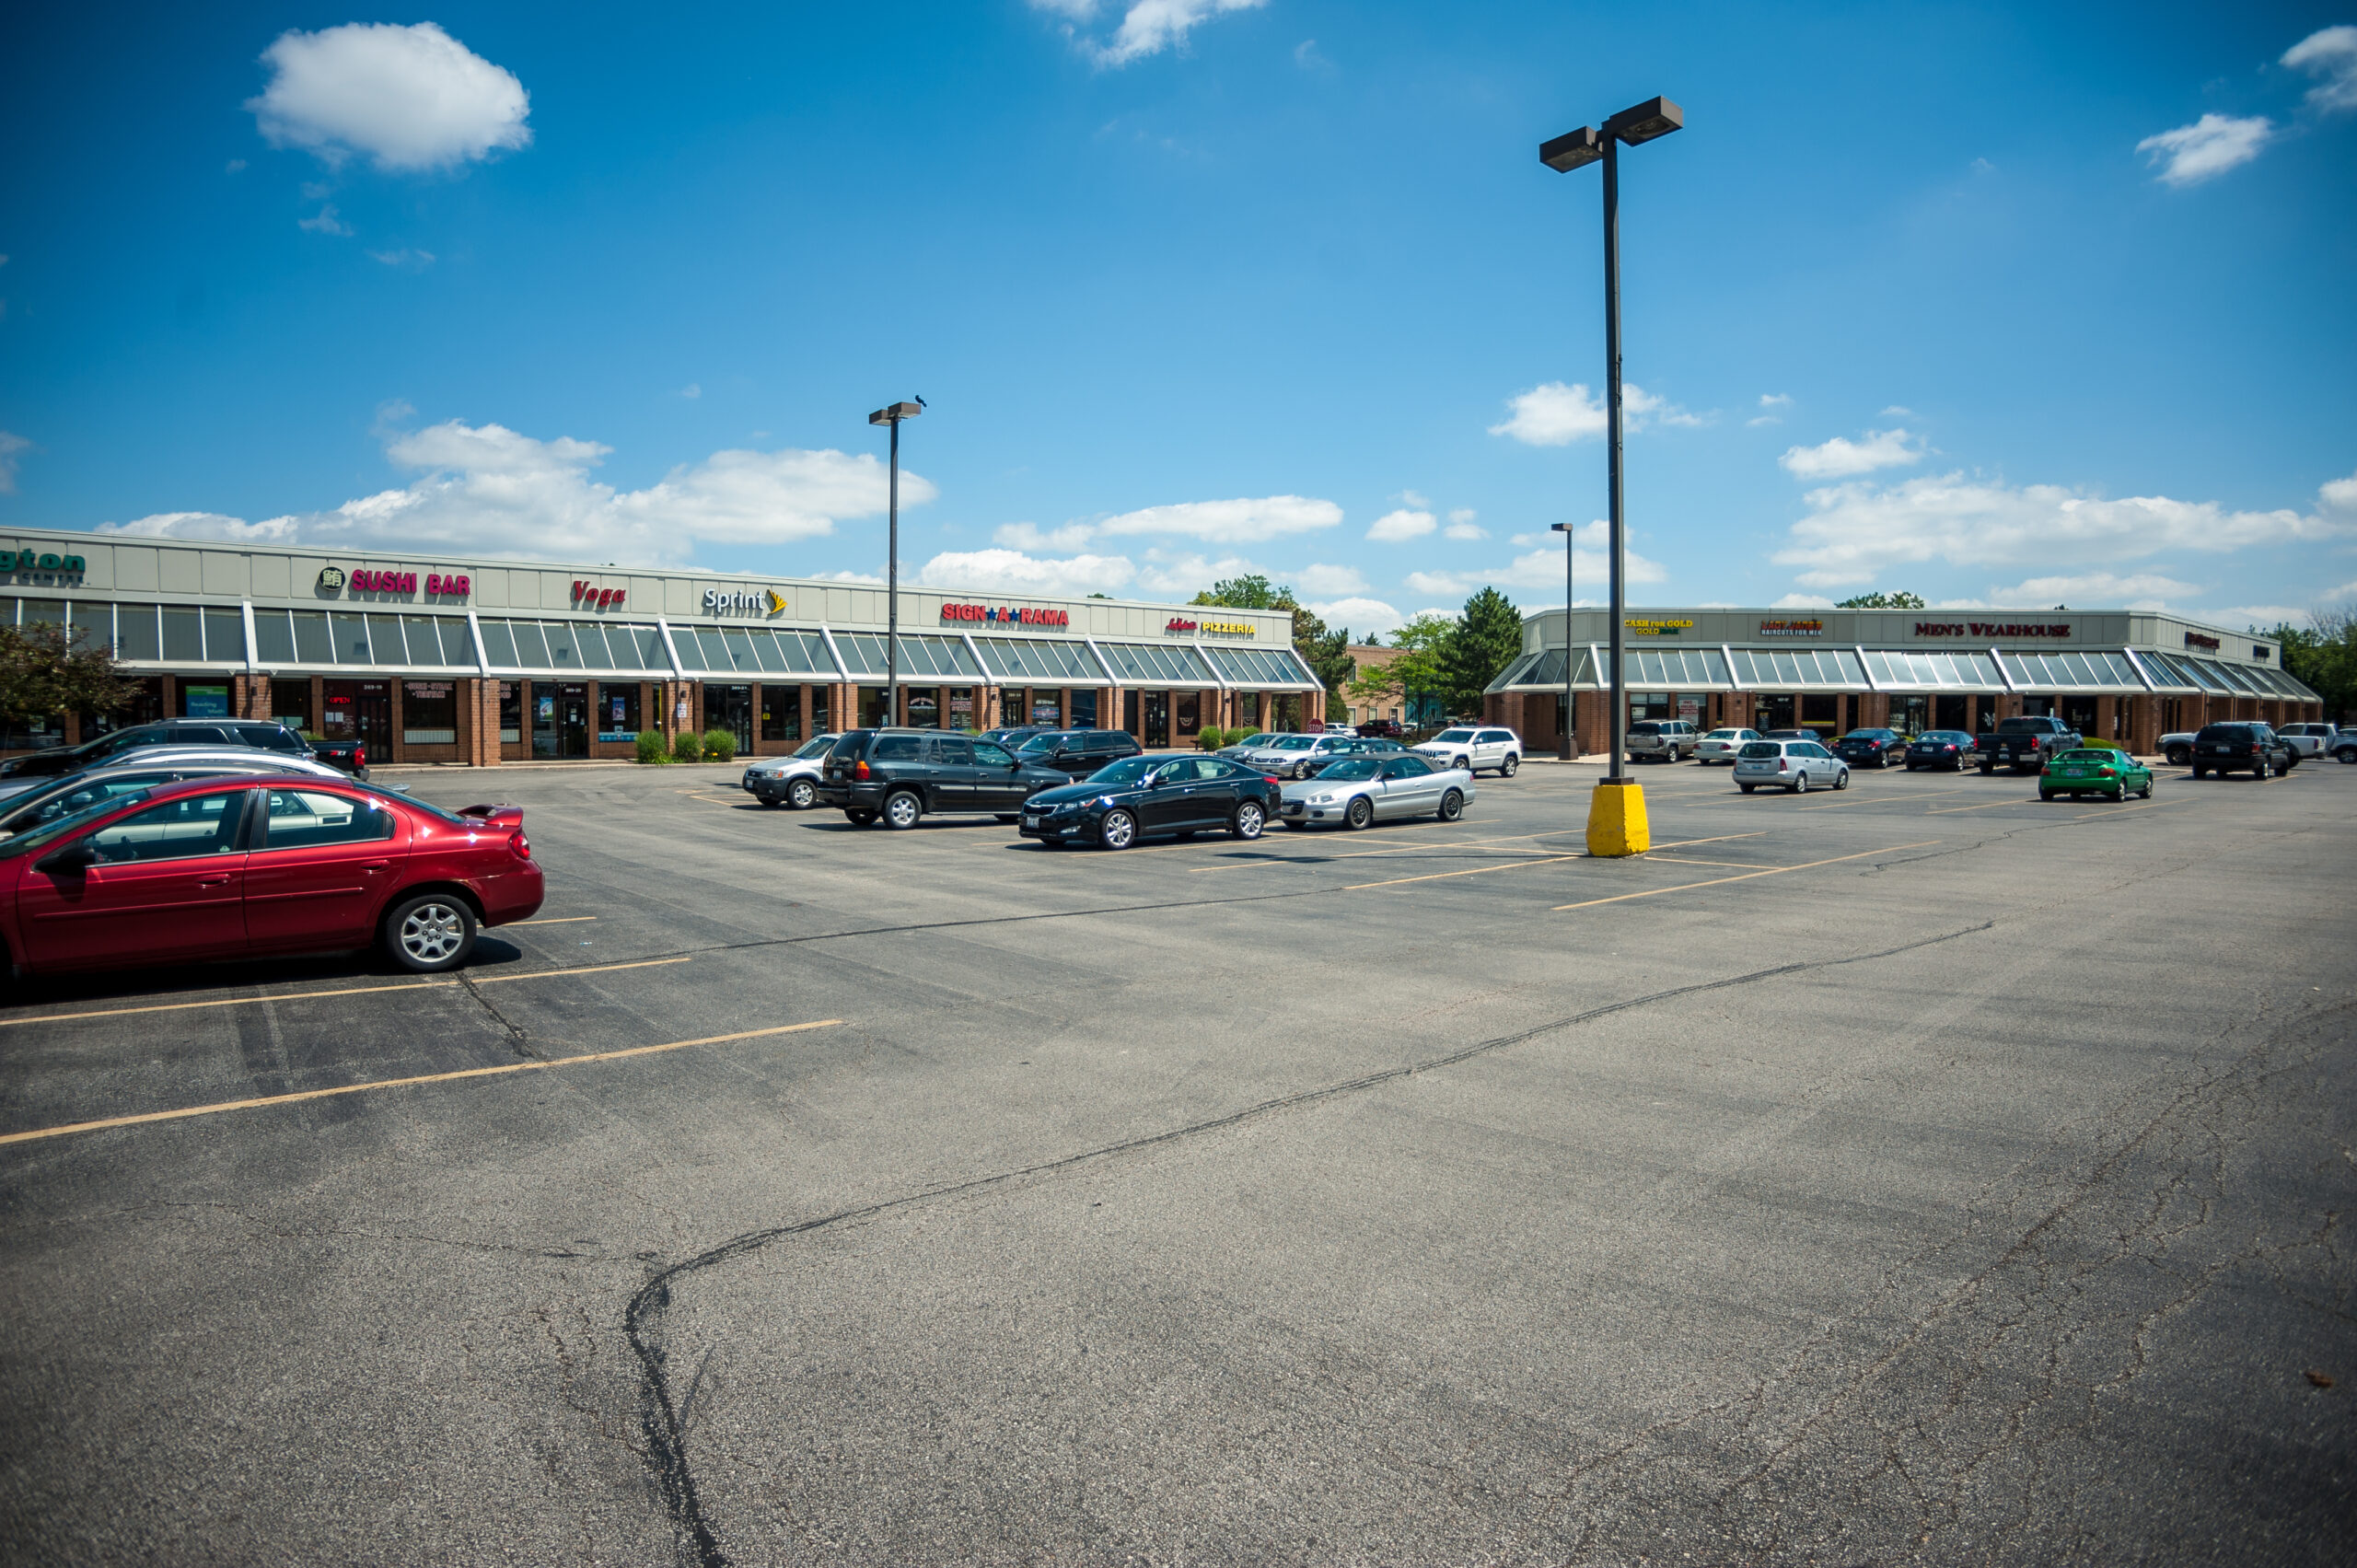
[
  {"left": 819, "top": 729, "right": 1074, "bottom": 829},
  {"left": 2189, "top": 723, "right": 2293, "bottom": 779},
  {"left": 1007, "top": 727, "right": 1143, "bottom": 780},
  {"left": 0, "top": 718, "right": 313, "bottom": 780}
]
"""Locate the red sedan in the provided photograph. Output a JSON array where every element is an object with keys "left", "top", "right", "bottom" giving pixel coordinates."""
[{"left": 0, "top": 775, "right": 543, "bottom": 978}]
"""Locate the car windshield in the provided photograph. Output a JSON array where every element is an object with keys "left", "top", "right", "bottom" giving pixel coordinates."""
[
  {"left": 1085, "top": 758, "right": 1155, "bottom": 787},
  {"left": 1231, "top": 734, "right": 1271, "bottom": 747},
  {"left": 1318, "top": 760, "right": 1382, "bottom": 781},
  {"left": 1736, "top": 742, "right": 1782, "bottom": 759},
  {"left": 1845, "top": 729, "right": 1896, "bottom": 740},
  {"left": 1016, "top": 732, "right": 1077, "bottom": 753},
  {"left": 1431, "top": 728, "right": 1474, "bottom": 743},
  {"left": 2056, "top": 749, "right": 2112, "bottom": 761},
  {"left": 794, "top": 736, "right": 836, "bottom": 758},
  {"left": 1271, "top": 736, "right": 1315, "bottom": 749},
  {"left": 0, "top": 789, "right": 155, "bottom": 858}
]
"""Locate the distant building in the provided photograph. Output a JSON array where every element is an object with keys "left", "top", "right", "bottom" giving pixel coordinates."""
[{"left": 1339, "top": 643, "right": 1446, "bottom": 730}]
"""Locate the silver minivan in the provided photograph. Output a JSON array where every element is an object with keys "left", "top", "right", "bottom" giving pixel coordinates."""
[{"left": 1732, "top": 738, "right": 1851, "bottom": 794}]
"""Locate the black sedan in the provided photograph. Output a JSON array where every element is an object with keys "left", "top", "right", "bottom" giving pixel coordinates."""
[
  {"left": 1832, "top": 728, "right": 1906, "bottom": 767},
  {"left": 1903, "top": 729, "right": 1978, "bottom": 771},
  {"left": 1017, "top": 753, "right": 1282, "bottom": 849}
]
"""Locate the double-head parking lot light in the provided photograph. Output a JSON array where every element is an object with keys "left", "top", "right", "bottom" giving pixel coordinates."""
[
  {"left": 868, "top": 400, "right": 923, "bottom": 727},
  {"left": 1538, "top": 95, "right": 1682, "bottom": 854}
]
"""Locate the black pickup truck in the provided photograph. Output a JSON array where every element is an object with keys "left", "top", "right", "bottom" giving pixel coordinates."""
[{"left": 1977, "top": 715, "right": 2083, "bottom": 774}]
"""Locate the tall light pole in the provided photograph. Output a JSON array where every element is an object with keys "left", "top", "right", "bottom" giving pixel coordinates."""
[
  {"left": 867, "top": 400, "right": 923, "bottom": 726},
  {"left": 1539, "top": 96, "right": 1682, "bottom": 854},
  {"left": 1551, "top": 520, "right": 1575, "bottom": 761}
]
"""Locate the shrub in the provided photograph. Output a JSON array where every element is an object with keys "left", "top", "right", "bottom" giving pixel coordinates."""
[
  {"left": 671, "top": 728, "right": 702, "bottom": 762},
  {"left": 634, "top": 729, "right": 668, "bottom": 764},
  {"left": 702, "top": 727, "right": 737, "bottom": 763},
  {"left": 2074, "top": 736, "right": 2127, "bottom": 753},
  {"left": 1197, "top": 726, "right": 1225, "bottom": 750}
]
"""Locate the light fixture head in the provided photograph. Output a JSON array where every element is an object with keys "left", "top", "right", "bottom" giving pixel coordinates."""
[
  {"left": 867, "top": 401, "right": 923, "bottom": 425},
  {"left": 1539, "top": 126, "right": 1603, "bottom": 172},
  {"left": 1602, "top": 96, "right": 1683, "bottom": 145},
  {"left": 1550, "top": 522, "right": 1574, "bottom": 532}
]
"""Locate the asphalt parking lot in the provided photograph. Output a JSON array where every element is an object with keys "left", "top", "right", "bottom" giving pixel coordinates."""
[{"left": 2, "top": 752, "right": 2350, "bottom": 1565}]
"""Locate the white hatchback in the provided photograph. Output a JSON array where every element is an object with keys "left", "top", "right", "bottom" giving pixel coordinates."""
[
  {"left": 1731, "top": 738, "right": 1850, "bottom": 794},
  {"left": 1411, "top": 726, "right": 1523, "bottom": 778}
]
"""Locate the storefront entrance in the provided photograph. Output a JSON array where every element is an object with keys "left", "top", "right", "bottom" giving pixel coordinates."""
[
  {"left": 1143, "top": 691, "right": 1168, "bottom": 747},
  {"left": 707, "top": 683, "right": 754, "bottom": 750},
  {"left": 323, "top": 679, "right": 392, "bottom": 756},
  {"left": 531, "top": 681, "right": 589, "bottom": 758}
]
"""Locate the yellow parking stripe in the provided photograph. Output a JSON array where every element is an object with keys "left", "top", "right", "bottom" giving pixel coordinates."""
[
  {"left": 0, "top": 1019, "right": 843, "bottom": 1147},
  {"left": 0, "top": 956, "right": 689, "bottom": 1029},
  {"left": 1551, "top": 841, "right": 1941, "bottom": 912},
  {"left": 1345, "top": 854, "right": 1586, "bottom": 891}
]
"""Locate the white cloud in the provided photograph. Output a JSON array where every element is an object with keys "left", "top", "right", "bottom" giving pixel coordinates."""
[
  {"left": 366, "top": 247, "right": 434, "bottom": 269},
  {"left": 2136, "top": 113, "right": 2271, "bottom": 187},
  {"left": 1295, "top": 563, "right": 1368, "bottom": 597},
  {"left": 1488, "top": 380, "right": 1697, "bottom": 446},
  {"left": 2213, "top": 605, "right": 2311, "bottom": 627},
  {"left": 1771, "top": 467, "right": 2357, "bottom": 587},
  {"left": 1096, "top": 494, "right": 1341, "bottom": 543},
  {"left": 1293, "top": 39, "right": 1333, "bottom": 72},
  {"left": 678, "top": 383, "right": 701, "bottom": 400},
  {"left": 297, "top": 204, "right": 353, "bottom": 236},
  {"left": 1779, "top": 428, "right": 1923, "bottom": 479},
  {"left": 1404, "top": 534, "right": 1666, "bottom": 601},
  {"left": 1306, "top": 597, "right": 1400, "bottom": 637},
  {"left": 1771, "top": 592, "right": 1834, "bottom": 610},
  {"left": 914, "top": 548, "right": 1136, "bottom": 598},
  {"left": 0, "top": 431, "right": 29, "bottom": 493},
  {"left": 1748, "top": 392, "right": 1792, "bottom": 427},
  {"left": 993, "top": 519, "right": 1099, "bottom": 552},
  {"left": 2283, "top": 25, "right": 2357, "bottom": 113},
  {"left": 1134, "top": 550, "right": 1267, "bottom": 597},
  {"left": 248, "top": 22, "right": 531, "bottom": 173},
  {"left": 98, "top": 418, "right": 931, "bottom": 566},
  {"left": 1031, "top": 0, "right": 1267, "bottom": 67},
  {"left": 1982, "top": 572, "right": 2202, "bottom": 610},
  {"left": 1443, "top": 508, "right": 1486, "bottom": 540},
  {"left": 1366, "top": 507, "right": 1435, "bottom": 542}
]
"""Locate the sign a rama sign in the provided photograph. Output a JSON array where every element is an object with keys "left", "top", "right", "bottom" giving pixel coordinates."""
[{"left": 941, "top": 602, "right": 1071, "bottom": 627}]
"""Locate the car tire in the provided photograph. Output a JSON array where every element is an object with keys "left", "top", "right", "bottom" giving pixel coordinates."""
[
  {"left": 1098, "top": 808, "right": 1137, "bottom": 850},
  {"left": 1233, "top": 801, "right": 1266, "bottom": 840},
  {"left": 881, "top": 791, "right": 923, "bottom": 830},
  {"left": 1437, "top": 788, "right": 1463, "bottom": 821},
  {"left": 1501, "top": 754, "right": 1520, "bottom": 777},
  {"left": 755, "top": 794, "right": 783, "bottom": 808},
  {"left": 1344, "top": 796, "right": 1374, "bottom": 830},
  {"left": 1453, "top": 756, "right": 1470, "bottom": 773},
  {"left": 1793, "top": 772, "right": 1809, "bottom": 794},
  {"left": 1904, "top": 762, "right": 1919, "bottom": 772},
  {"left": 2040, "top": 790, "right": 2055, "bottom": 802},
  {"left": 1834, "top": 770, "right": 1850, "bottom": 790},
  {"left": 845, "top": 808, "right": 878, "bottom": 826},
  {"left": 381, "top": 892, "right": 477, "bottom": 973},
  {"left": 2165, "top": 746, "right": 2190, "bottom": 766},
  {"left": 787, "top": 778, "right": 817, "bottom": 809},
  {"left": 2337, "top": 748, "right": 2357, "bottom": 764},
  {"left": 1739, "top": 783, "right": 1757, "bottom": 794},
  {"left": 2140, "top": 781, "right": 2154, "bottom": 798}
]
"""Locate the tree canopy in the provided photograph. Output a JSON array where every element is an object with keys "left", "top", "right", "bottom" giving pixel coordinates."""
[
  {"left": 1834, "top": 590, "right": 1927, "bottom": 610},
  {"left": 1437, "top": 587, "right": 1523, "bottom": 714},
  {"left": 0, "top": 621, "right": 134, "bottom": 729},
  {"left": 2267, "top": 611, "right": 2356, "bottom": 722}
]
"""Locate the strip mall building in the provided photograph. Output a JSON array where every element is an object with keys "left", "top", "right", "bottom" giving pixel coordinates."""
[
  {"left": 1483, "top": 607, "right": 2324, "bottom": 755},
  {"left": 0, "top": 528, "right": 1321, "bottom": 764}
]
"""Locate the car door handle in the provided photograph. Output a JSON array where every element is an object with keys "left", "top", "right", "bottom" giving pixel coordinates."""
[
  {"left": 359, "top": 859, "right": 392, "bottom": 871},
  {"left": 195, "top": 874, "right": 234, "bottom": 887}
]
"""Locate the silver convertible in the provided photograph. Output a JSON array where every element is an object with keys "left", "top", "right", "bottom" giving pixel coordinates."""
[{"left": 1277, "top": 755, "right": 1475, "bottom": 830}]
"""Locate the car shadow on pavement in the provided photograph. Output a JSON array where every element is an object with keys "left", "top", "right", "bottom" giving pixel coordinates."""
[{"left": 0, "top": 937, "right": 529, "bottom": 1010}]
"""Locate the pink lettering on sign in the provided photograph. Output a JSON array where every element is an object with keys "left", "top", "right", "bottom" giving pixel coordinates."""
[
  {"left": 425, "top": 573, "right": 471, "bottom": 598},
  {"left": 351, "top": 569, "right": 416, "bottom": 594},
  {"left": 571, "top": 580, "right": 625, "bottom": 610}
]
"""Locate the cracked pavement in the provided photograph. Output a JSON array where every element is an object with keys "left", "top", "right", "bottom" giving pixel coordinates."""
[{"left": 0, "top": 757, "right": 2349, "bottom": 1564}]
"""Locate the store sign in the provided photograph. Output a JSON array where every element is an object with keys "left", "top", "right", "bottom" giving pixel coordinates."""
[
  {"left": 1758, "top": 618, "right": 1823, "bottom": 637},
  {"left": 1167, "top": 617, "right": 1255, "bottom": 637},
  {"left": 1915, "top": 621, "right": 2071, "bottom": 638},
  {"left": 318, "top": 564, "right": 470, "bottom": 598},
  {"left": 2183, "top": 631, "right": 2221, "bottom": 650},
  {"left": 1625, "top": 618, "right": 1694, "bottom": 637},
  {"left": 572, "top": 580, "right": 626, "bottom": 610},
  {"left": 701, "top": 587, "right": 786, "bottom": 616},
  {"left": 940, "top": 602, "right": 1071, "bottom": 627},
  {"left": 4, "top": 547, "right": 86, "bottom": 580}
]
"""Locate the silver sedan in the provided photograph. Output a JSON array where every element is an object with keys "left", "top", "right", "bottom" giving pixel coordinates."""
[{"left": 1277, "top": 755, "right": 1475, "bottom": 830}]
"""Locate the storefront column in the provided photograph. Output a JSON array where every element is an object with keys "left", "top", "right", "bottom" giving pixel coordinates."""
[
  {"left": 469, "top": 678, "right": 501, "bottom": 766},
  {"left": 2096, "top": 695, "right": 2118, "bottom": 743},
  {"left": 388, "top": 681, "right": 406, "bottom": 763},
  {"left": 1574, "top": 690, "right": 1608, "bottom": 758},
  {"left": 2128, "top": 694, "right": 2159, "bottom": 756}
]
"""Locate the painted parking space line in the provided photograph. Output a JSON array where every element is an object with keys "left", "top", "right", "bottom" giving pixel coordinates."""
[
  {"left": 1644, "top": 855, "right": 1781, "bottom": 869},
  {"left": 1800, "top": 785, "right": 1976, "bottom": 810},
  {"left": 1345, "top": 853, "right": 1586, "bottom": 891},
  {"left": 1551, "top": 841, "right": 1941, "bottom": 912},
  {"left": 512, "top": 915, "right": 598, "bottom": 925},
  {"left": 0, "top": 1018, "right": 845, "bottom": 1148},
  {"left": 993, "top": 819, "right": 1507, "bottom": 857},
  {"left": 1925, "top": 798, "right": 2036, "bottom": 815},
  {"left": 2067, "top": 796, "right": 2186, "bottom": 820},
  {"left": 0, "top": 956, "right": 691, "bottom": 1029},
  {"left": 1648, "top": 832, "right": 1770, "bottom": 851},
  {"left": 1188, "top": 830, "right": 1547, "bottom": 872}
]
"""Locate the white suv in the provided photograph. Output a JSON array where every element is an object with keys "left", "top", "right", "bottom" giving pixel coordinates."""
[{"left": 1413, "top": 726, "right": 1522, "bottom": 777}]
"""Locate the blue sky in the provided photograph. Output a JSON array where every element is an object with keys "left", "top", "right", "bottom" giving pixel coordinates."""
[{"left": 3, "top": 2, "right": 2353, "bottom": 635}]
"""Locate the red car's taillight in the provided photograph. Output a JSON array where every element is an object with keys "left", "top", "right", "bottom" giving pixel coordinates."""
[
  {"left": 509, "top": 830, "right": 531, "bottom": 859},
  {"left": 1263, "top": 775, "right": 1283, "bottom": 785},
  {"left": 2098, "top": 766, "right": 2117, "bottom": 777},
  {"left": 1777, "top": 759, "right": 1789, "bottom": 771},
  {"left": 354, "top": 745, "right": 366, "bottom": 771}
]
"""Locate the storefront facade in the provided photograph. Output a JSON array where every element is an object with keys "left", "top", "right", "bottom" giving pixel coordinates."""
[
  {"left": 1483, "top": 607, "right": 2322, "bottom": 756},
  {"left": 0, "top": 529, "right": 1321, "bottom": 765}
]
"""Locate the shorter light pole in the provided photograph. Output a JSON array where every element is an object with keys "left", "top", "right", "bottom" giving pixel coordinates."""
[
  {"left": 1551, "top": 521, "right": 1575, "bottom": 761},
  {"left": 867, "top": 400, "right": 923, "bottom": 726}
]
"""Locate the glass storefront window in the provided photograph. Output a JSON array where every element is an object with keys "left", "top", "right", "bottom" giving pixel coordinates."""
[
  {"left": 323, "top": 679, "right": 391, "bottom": 754},
  {"left": 1069, "top": 689, "right": 1097, "bottom": 728},
  {"left": 272, "top": 679, "right": 312, "bottom": 734},
  {"left": 860, "top": 686, "right": 889, "bottom": 728},
  {"left": 499, "top": 681, "right": 522, "bottom": 744},
  {"left": 601, "top": 683, "right": 642, "bottom": 741},
  {"left": 946, "top": 686, "right": 973, "bottom": 730},
  {"left": 906, "top": 686, "right": 940, "bottom": 728},
  {"left": 117, "top": 606, "right": 160, "bottom": 662},
  {"left": 707, "top": 684, "right": 753, "bottom": 750},
  {"left": 1175, "top": 692, "right": 1200, "bottom": 735},
  {"left": 162, "top": 609, "right": 203, "bottom": 662},
  {"left": 402, "top": 680, "right": 458, "bottom": 745},
  {"left": 810, "top": 686, "right": 830, "bottom": 735},
  {"left": 292, "top": 611, "right": 333, "bottom": 664},
  {"left": 179, "top": 681, "right": 232, "bottom": 718},
  {"left": 203, "top": 608, "right": 245, "bottom": 663},
  {"left": 761, "top": 685, "right": 799, "bottom": 743}
]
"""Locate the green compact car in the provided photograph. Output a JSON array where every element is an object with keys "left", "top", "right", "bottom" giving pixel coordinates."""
[{"left": 2039, "top": 749, "right": 2153, "bottom": 802}]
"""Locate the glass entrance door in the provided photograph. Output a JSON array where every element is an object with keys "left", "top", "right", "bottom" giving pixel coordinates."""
[
  {"left": 323, "top": 679, "right": 392, "bottom": 757},
  {"left": 707, "top": 684, "right": 753, "bottom": 749},
  {"left": 532, "top": 681, "right": 589, "bottom": 758},
  {"left": 1143, "top": 691, "right": 1169, "bottom": 747}
]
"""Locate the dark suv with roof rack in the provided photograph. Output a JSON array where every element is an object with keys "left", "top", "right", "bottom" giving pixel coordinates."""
[
  {"left": 0, "top": 718, "right": 315, "bottom": 782},
  {"left": 1007, "top": 727, "right": 1143, "bottom": 780},
  {"left": 819, "top": 728, "right": 1074, "bottom": 829}
]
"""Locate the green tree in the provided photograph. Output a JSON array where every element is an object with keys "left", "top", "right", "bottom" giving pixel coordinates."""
[
  {"left": 0, "top": 621, "right": 134, "bottom": 732},
  {"left": 1437, "top": 587, "right": 1522, "bottom": 715},
  {"left": 1191, "top": 575, "right": 1283, "bottom": 610},
  {"left": 1834, "top": 590, "right": 1928, "bottom": 610},
  {"left": 1347, "top": 613, "right": 1451, "bottom": 709},
  {"left": 2267, "top": 611, "right": 2357, "bottom": 722}
]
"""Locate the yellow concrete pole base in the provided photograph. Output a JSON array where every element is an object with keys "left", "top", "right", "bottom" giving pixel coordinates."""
[{"left": 1585, "top": 780, "right": 1651, "bottom": 856}]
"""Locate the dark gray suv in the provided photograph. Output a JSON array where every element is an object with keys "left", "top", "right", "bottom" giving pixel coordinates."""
[
  {"left": 818, "top": 729, "right": 1073, "bottom": 829},
  {"left": 1009, "top": 727, "right": 1144, "bottom": 780}
]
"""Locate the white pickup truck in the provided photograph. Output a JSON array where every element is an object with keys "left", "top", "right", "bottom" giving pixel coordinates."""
[{"left": 2277, "top": 723, "right": 2345, "bottom": 761}]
